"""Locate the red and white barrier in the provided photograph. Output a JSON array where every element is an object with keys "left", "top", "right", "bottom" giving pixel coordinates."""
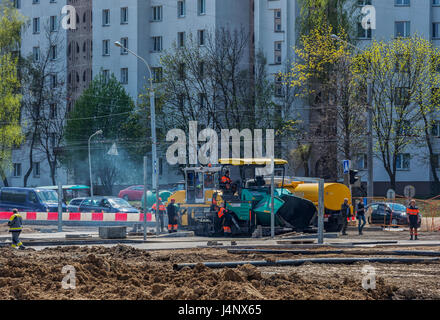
[{"left": 0, "top": 211, "right": 155, "bottom": 222}]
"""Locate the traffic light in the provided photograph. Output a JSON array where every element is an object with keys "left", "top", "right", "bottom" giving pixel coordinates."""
[{"left": 349, "top": 169, "right": 360, "bottom": 185}]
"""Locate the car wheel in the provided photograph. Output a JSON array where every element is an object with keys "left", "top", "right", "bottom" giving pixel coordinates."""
[{"left": 123, "top": 195, "right": 130, "bottom": 201}]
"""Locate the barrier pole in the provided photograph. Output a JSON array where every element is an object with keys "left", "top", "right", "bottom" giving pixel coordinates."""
[
  {"left": 57, "top": 179, "right": 63, "bottom": 232},
  {"left": 143, "top": 156, "right": 148, "bottom": 241}
]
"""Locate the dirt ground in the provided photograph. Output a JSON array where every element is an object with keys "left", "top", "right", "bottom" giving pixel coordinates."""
[{"left": 1, "top": 244, "right": 440, "bottom": 300}]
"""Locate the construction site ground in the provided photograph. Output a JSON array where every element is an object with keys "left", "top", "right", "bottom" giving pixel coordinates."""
[{"left": 1, "top": 225, "right": 440, "bottom": 300}]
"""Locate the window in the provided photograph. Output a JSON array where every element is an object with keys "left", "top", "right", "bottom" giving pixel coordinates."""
[
  {"left": 32, "top": 0, "right": 39, "bottom": 3},
  {"left": 274, "top": 9, "right": 282, "bottom": 32},
  {"left": 102, "top": 9, "right": 110, "bottom": 25},
  {"left": 177, "top": 32, "right": 185, "bottom": 48},
  {"left": 13, "top": 163, "right": 21, "bottom": 177},
  {"left": 152, "top": 36, "right": 162, "bottom": 52},
  {"left": 432, "top": 120, "right": 440, "bottom": 137},
  {"left": 358, "top": 0, "right": 372, "bottom": 5},
  {"left": 178, "top": 64, "right": 186, "bottom": 80},
  {"left": 198, "top": 0, "right": 206, "bottom": 15},
  {"left": 121, "top": 7, "right": 128, "bottom": 24},
  {"left": 395, "top": 21, "right": 410, "bottom": 38},
  {"left": 152, "top": 67, "right": 163, "bottom": 83},
  {"left": 395, "top": 0, "right": 410, "bottom": 5},
  {"left": 102, "top": 39, "right": 110, "bottom": 55},
  {"left": 50, "top": 45, "right": 57, "bottom": 60},
  {"left": 33, "top": 162, "right": 40, "bottom": 178},
  {"left": 33, "top": 47, "right": 40, "bottom": 62},
  {"left": 178, "top": 0, "right": 185, "bottom": 17},
  {"left": 50, "top": 74, "right": 57, "bottom": 88},
  {"left": 50, "top": 16, "right": 57, "bottom": 32},
  {"left": 433, "top": 23, "right": 440, "bottom": 39},
  {"left": 120, "top": 68, "right": 128, "bottom": 84},
  {"left": 33, "top": 17, "right": 40, "bottom": 34},
  {"left": 396, "top": 153, "right": 410, "bottom": 170},
  {"left": 198, "top": 61, "right": 205, "bottom": 78},
  {"left": 120, "top": 37, "right": 128, "bottom": 54},
  {"left": 434, "top": 0, "right": 440, "bottom": 5},
  {"left": 395, "top": 120, "right": 412, "bottom": 136},
  {"left": 1, "top": 190, "right": 27, "bottom": 204},
  {"left": 395, "top": 87, "right": 409, "bottom": 105},
  {"left": 357, "top": 22, "right": 372, "bottom": 39},
  {"left": 178, "top": 63, "right": 185, "bottom": 80},
  {"left": 198, "top": 93, "right": 206, "bottom": 107},
  {"left": 275, "top": 41, "right": 282, "bottom": 51},
  {"left": 152, "top": 6, "right": 162, "bottom": 21},
  {"left": 357, "top": 154, "right": 368, "bottom": 170},
  {"left": 198, "top": 30, "right": 205, "bottom": 46},
  {"left": 14, "top": 0, "right": 21, "bottom": 9},
  {"left": 49, "top": 104, "right": 56, "bottom": 119},
  {"left": 103, "top": 69, "right": 110, "bottom": 83}
]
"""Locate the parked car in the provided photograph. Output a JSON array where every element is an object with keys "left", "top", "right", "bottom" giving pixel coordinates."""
[
  {"left": 366, "top": 202, "right": 421, "bottom": 227},
  {"left": 67, "top": 197, "right": 86, "bottom": 212},
  {"left": 68, "top": 196, "right": 139, "bottom": 213},
  {"left": 118, "top": 186, "right": 145, "bottom": 201},
  {"left": 0, "top": 187, "right": 67, "bottom": 212}
]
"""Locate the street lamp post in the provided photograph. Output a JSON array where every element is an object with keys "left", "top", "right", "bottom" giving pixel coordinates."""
[
  {"left": 331, "top": 34, "right": 374, "bottom": 203},
  {"left": 114, "top": 41, "right": 160, "bottom": 235},
  {"left": 88, "top": 129, "right": 103, "bottom": 199}
]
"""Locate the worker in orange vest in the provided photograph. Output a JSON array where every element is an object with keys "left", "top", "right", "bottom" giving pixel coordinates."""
[
  {"left": 152, "top": 198, "right": 167, "bottom": 232},
  {"left": 218, "top": 203, "right": 232, "bottom": 236},
  {"left": 167, "top": 199, "right": 179, "bottom": 233},
  {"left": 407, "top": 199, "right": 421, "bottom": 240},
  {"left": 220, "top": 170, "right": 232, "bottom": 191}
]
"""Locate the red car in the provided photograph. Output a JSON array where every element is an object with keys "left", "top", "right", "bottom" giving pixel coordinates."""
[{"left": 118, "top": 185, "right": 145, "bottom": 201}]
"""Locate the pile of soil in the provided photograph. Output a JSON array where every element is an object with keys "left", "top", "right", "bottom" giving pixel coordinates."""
[{"left": 0, "top": 245, "right": 408, "bottom": 300}]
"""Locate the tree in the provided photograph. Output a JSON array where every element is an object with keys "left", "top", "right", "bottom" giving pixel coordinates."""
[
  {"left": 413, "top": 48, "right": 440, "bottom": 193},
  {"left": 0, "top": 3, "right": 24, "bottom": 186},
  {"left": 285, "top": 25, "right": 366, "bottom": 180},
  {"left": 287, "top": 0, "right": 364, "bottom": 180},
  {"left": 155, "top": 27, "right": 299, "bottom": 164},
  {"left": 20, "top": 18, "right": 67, "bottom": 186},
  {"left": 63, "top": 72, "right": 142, "bottom": 194},
  {"left": 351, "top": 36, "right": 438, "bottom": 190}
]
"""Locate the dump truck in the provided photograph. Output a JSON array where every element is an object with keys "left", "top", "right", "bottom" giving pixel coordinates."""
[{"left": 168, "top": 158, "right": 317, "bottom": 236}]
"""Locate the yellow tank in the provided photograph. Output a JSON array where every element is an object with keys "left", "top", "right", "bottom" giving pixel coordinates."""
[{"left": 283, "top": 182, "right": 352, "bottom": 212}]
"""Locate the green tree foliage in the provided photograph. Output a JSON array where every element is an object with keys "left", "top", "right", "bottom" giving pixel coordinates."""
[
  {"left": 351, "top": 35, "right": 439, "bottom": 190},
  {"left": 63, "top": 72, "right": 144, "bottom": 194},
  {"left": 0, "top": 3, "right": 25, "bottom": 186}
]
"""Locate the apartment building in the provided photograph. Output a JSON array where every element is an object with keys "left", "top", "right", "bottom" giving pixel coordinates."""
[{"left": 91, "top": 0, "right": 250, "bottom": 185}]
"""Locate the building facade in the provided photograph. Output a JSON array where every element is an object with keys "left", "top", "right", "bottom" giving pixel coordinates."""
[{"left": 5, "top": 0, "right": 440, "bottom": 196}]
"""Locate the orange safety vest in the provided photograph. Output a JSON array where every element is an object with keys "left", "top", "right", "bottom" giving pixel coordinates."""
[
  {"left": 218, "top": 207, "right": 226, "bottom": 219},
  {"left": 221, "top": 176, "right": 231, "bottom": 184},
  {"left": 406, "top": 207, "right": 419, "bottom": 216},
  {"left": 152, "top": 203, "right": 166, "bottom": 211}
]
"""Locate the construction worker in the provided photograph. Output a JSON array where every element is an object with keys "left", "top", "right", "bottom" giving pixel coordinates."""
[
  {"left": 167, "top": 199, "right": 179, "bottom": 233},
  {"left": 152, "top": 198, "right": 167, "bottom": 232},
  {"left": 357, "top": 200, "right": 366, "bottom": 235},
  {"left": 8, "top": 209, "right": 25, "bottom": 250},
  {"left": 218, "top": 203, "right": 232, "bottom": 236},
  {"left": 220, "top": 170, "right": 232, "bottom": 191},
  {"left": 340, "top": 198, "right": 351, "bottom": 236},
  {"left": 407, "top": 199, "right": 421, "bottom": 240}
]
